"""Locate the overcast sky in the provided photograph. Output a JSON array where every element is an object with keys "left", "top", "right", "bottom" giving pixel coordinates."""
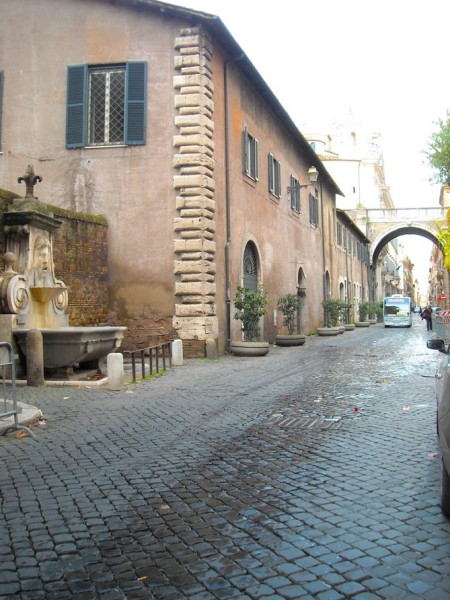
[{"left": 170, "top": 0, "right": 450, "bottom": 288}]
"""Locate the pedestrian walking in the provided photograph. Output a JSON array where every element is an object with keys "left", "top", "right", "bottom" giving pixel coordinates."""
[{"left": 421, "top": 306, "right": 432, "bottom": 331}]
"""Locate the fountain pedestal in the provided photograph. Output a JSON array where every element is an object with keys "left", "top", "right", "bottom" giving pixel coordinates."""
[{"left": 0, "top": 165, "right": 127, "bottom": 380}]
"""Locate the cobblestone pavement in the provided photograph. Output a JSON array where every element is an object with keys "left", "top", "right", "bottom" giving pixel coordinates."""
[{"left": 1, "top": 319, "right": 450, "bottom": 599}]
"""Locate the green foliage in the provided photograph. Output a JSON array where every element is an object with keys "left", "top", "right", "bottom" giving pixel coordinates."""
[
  {"left": 339, "top": 301, "right": 353, "bottom": 324},
  {"left": 321, "top": 298, "right": 342, "bottom": 327},
  {"left": 436, "top": 216, "right": 450, "bottom": 271},
  {"left": 368, "top": 301, "right": 382, "bottom": 319},
  {"left": 277, "top": 293, "right": 304, "bottom": 335},
  {"left": 424, "top": 118, "right": 450, "bottom": 185},
  {"left": 358, "top": 301, "right": 370, "bottom": 321},
  {"left": 234, "top": 285, "right": 268, "bottom": 341}
]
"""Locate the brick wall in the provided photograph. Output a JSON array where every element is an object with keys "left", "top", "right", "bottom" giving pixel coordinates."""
[
  {"left": 51, "top": 208, "right": 109, "bottom": 327},
  {"left": 0, "top": 193, "right": 183, "bottom": 355}
]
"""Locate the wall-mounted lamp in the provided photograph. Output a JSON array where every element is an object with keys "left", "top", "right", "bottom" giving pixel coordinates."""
[{"left": 287, "top": 166, "right": 319, "bottom": 193}]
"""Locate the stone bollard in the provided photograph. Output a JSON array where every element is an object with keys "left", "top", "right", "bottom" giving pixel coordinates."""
[
  {"left": 26, "top": 329, "right": 45, "bottom": 387},
  {"left": 171, "top": 339, "right": 183, "bottom": 366},
  {"left": 107, "top": 353, "right": 124, "bottom": 390},
  {"left": 205, "top": 337, "right": 218, "bottom": 360}
]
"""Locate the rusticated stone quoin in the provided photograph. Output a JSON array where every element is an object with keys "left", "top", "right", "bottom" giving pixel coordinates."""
[{"left": 173, "top": 28, "right": 218, "bottom": 357}]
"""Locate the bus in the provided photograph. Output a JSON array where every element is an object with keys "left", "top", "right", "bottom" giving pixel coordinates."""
[{"left": 383, "top": 295, "right": 412, "bottom": 328}]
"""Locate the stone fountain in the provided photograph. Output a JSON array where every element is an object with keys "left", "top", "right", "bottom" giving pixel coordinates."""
[{"left": 0, "top": 165, "right": 126, "bottom": 378}]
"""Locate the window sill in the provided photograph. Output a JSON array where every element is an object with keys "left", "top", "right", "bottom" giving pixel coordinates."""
[
  {"left": 85, "top": 144, "right": 128, "bottom": 149},
  {"left": 243, "top": 174, "right": 257, "bottom": 188}
]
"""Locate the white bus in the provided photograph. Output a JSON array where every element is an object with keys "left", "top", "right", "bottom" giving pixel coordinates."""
[{"left": 383, "top": 295, "right": 412, "bottom": 328}]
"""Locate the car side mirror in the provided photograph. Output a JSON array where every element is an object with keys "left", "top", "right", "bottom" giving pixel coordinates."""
[{"left": 427, "top": 338, "right": 447, "bottom": 353}]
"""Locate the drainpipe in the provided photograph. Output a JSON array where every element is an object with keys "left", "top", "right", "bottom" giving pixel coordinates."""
[
  {"left": 320, "top": 179, "right": 327, "bottom": 321},
  {"left": 345, "top": 242, "right": 349, "bottom": 319},
  {"left": 224, "top": 54, "right": 243, "bottom": 352}
]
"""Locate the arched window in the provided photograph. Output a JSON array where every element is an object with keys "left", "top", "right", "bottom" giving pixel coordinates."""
[{"left": 243, "top": 242, "right": 258, "bottom": 290}]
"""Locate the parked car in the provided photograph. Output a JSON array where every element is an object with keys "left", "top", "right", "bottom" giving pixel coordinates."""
[
  {"left": 431, "top": 306, "right": 442, "bottom": 313},
  {"left": 426, "top": 337, "right": 450, "bottom": 514},
  {"left": 413, "top": 306, "right": 422, "bottom": 314}
]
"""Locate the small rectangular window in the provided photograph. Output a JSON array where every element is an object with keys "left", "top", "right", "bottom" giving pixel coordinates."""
[
  {"left": 290, "top": 175, "right": 300, "bottom": 213},
  {"left": 268, "top": 153, "right": 281, "bottom": 198},
  {"left": 67, "top": 62, "right": 146, "bottom": 148},
  {"left": 243, "top": 128, "right": 259, "bottom": 180}
]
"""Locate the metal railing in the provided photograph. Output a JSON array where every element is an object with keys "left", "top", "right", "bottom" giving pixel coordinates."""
[
  {"left": 123, "top": 341, "right": 172, "bottom": 383},
  {"left": 0, "top": 342, "right": 35, "bottom": 438}
]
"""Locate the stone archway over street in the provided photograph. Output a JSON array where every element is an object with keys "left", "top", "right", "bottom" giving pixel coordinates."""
[{"left": 346, "top": 206, "right": 446, "bottom": 265}]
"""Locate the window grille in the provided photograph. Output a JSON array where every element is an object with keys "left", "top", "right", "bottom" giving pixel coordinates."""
[
  {"left": 88, "top": 65, "right": 125, "bottom": 145},
  {"left": 243, "top": 242, "right": 258, "bottom": 290}
]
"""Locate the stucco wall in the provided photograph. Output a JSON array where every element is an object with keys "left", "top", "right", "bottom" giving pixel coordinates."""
[
  {"left": 0, "top": 0, "right": 370, "bottom": 354},
  {"left": 0, "top": 0, "right": 183, "bottom": 350}
]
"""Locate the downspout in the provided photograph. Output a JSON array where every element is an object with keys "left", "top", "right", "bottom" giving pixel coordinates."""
[
  {"left": 224, "top": 54, "right": 243, "bottom": 352},
  {"left": 320, "top": 180, "right": 327, "bottom": 321},
  {"left": 345, "top": 240, "right": 349, "bottom": 319}
]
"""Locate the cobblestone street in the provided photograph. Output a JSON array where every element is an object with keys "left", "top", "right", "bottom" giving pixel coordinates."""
[{"left": 1, "top": 319, "right": 450, "bottom": 599}]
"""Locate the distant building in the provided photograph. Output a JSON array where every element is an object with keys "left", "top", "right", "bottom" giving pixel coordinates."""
[{"left": 305, "top": 117, "right": 414, "bottom": 301}]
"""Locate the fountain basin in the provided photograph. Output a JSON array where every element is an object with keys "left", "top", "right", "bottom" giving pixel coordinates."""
[{"left": 13, "top": 326, "right": 127, "bottom": 369}]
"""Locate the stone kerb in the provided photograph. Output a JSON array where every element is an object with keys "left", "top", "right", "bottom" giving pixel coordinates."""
[{"left": 173, "top": 28, "right": 218, "bottom": 356}]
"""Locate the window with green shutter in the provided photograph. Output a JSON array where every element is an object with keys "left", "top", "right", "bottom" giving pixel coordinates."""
[
  {"left": 66, "top": 62, "right": 146, "bottom": 148},
  {"left": 268, "top": 153, "right": 281, "bottom": 198},
  {"left": 243, "top": 128, "right": 258, "bottom": 180},
  {"left": 309, "top": 192, "right": 319, "bottom": 226},
  {"left": 290, "top": 175, "right": 300, "bottom": 213}
]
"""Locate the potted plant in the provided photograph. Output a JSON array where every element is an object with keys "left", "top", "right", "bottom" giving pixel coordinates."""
[
  {"left": 317, "top": 298, "right": 341, "bottom": 336},
  {"left": 340, "top": 301, "right": 355, "bottom": 331},
  {"left": 231, "top": 285, "right": 270, "bottom": 356},
  {"left": 368, "top": 301, "right": 382, "bottom": 324},
  {"left": 356, "top": 300, "right": 370, "bottom": 327},
  {"left": 276, "top": 293, "right": 306, "bottom": 346}
]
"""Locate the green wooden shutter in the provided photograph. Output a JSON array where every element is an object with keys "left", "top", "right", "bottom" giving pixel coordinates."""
[
  {"left": 268, "top": 154, "right": 273, "bottom": 192},
  {"left": 125, "top": 62, "right": 146, "bottom": 145},
  {"left": 275, "top": 160, "right": 280, "bottom": 196},
  {"left": 243, "top": 128, "right": 249, "bottom": 175},
  {"left": 0, "top": 72, "right": 3, "bottom": 148},
  {"left": 66, "top": 65, "right": 87, "bottom": 148}
]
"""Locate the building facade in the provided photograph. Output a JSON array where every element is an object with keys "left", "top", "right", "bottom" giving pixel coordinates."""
[
  {"left": 304, "top": 118, "right": 416, "bottom": 303},
  {"left": 0, "top": 0, "right": 370, "bottom": 355}
]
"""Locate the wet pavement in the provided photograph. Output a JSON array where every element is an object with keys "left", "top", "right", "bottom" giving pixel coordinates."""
[{"left": 1, "top": 317, "right": 450, "bottom": 599}]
